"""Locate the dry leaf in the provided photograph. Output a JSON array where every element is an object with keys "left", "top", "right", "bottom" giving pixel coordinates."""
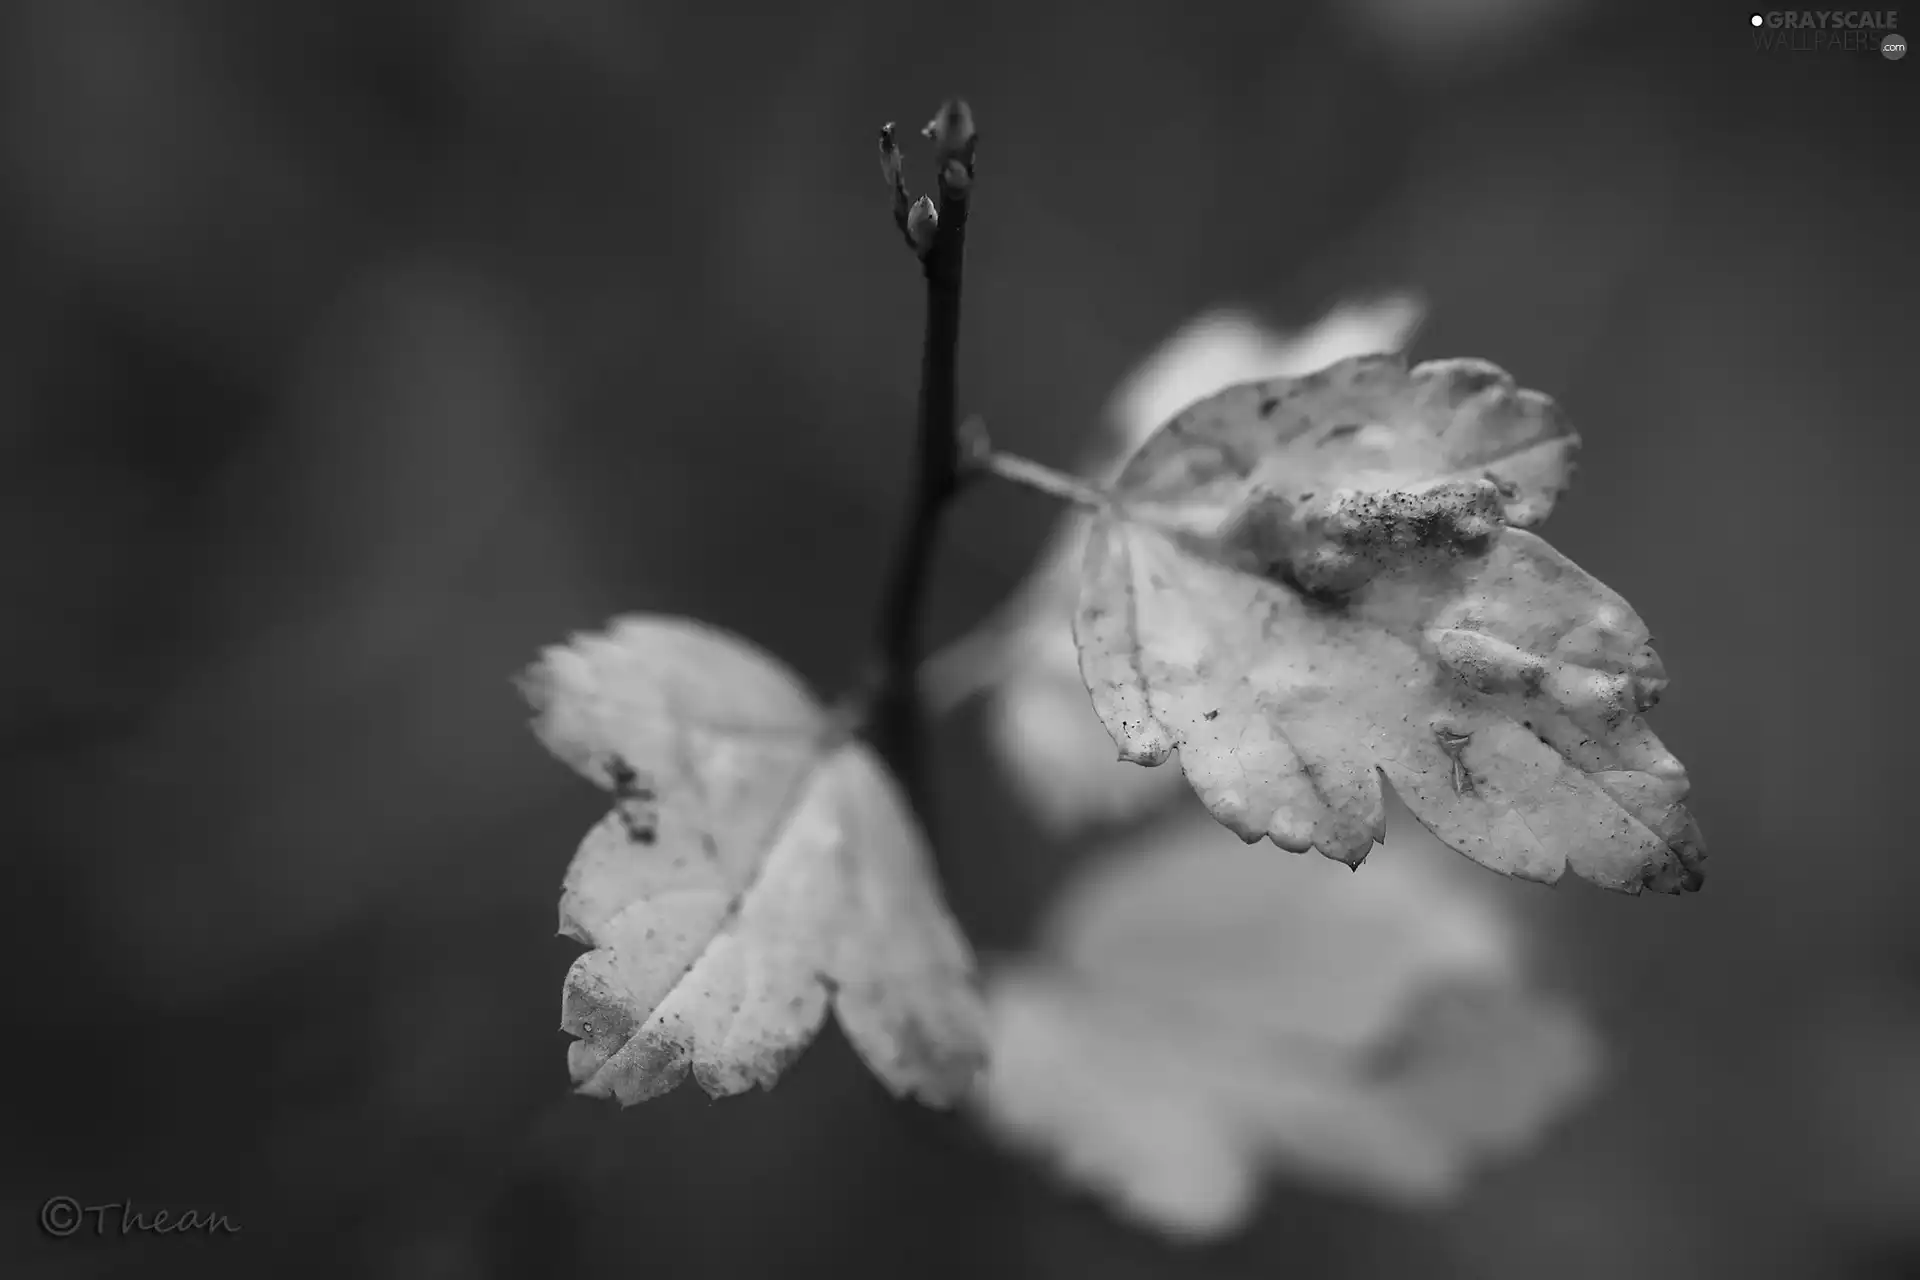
[
  {"left": 1074, "top": 353, "right": 1706, "bottom": 893},
  {"left": 521, "top": 616, "right": 986, "bottom": 1106},
  {"left": 973, "top": 804, "right": 1600, "bottom": 1240},
  {"left": 923, "top": 298, "right": 1426, "bottom": 833}
]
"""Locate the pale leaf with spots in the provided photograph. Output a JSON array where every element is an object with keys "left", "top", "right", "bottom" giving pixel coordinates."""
[
  {"left": 1074, "top": 353, "right": 1706, "bottom": 892},
  {"left": 972, "top": 804, "right": 1601, "bottom": 1241},
  {"left": 520, "top": 616, "right": 987, "bottom": 1106},
  {"left": 921, "top": 297, "right": 1426, "bottom": 834}
]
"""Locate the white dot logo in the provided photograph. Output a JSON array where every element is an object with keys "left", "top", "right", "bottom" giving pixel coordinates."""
[{"left": 1750, "top": 12, "right": 1764, "bottom": 25}]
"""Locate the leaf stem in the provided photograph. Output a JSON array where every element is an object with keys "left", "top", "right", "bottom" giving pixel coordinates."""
[
  {"left": 916, "top": 421, "right": 1213, "bottom": 715},
  {"left": 960, "top": 420, "right": 1114, "bottom": 514},
  {"left": 908, "top": 423, "right": 1115, "bottom": 716},
  {"left": 864, "top": 100, "right": 978, "bottom": 820}
]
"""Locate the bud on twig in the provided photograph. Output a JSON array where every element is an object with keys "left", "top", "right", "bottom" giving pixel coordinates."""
[
  {"left": 922, "top": 100, "right": 976, "bottom": 195},
  {"left": 878, "top": 123, "right": 905, "bottom": 190},
  {"left": 957, "top": 415, "right": 991, "bottom": 468},
  {"left": 879, "top": 99, "right": 977, "bottom": 260},
  {"left": 879, "top": 122, "right": 917, "bottom": 252},
  {"left": 906, "top": 196, "right": 938, "bottom": 254}
]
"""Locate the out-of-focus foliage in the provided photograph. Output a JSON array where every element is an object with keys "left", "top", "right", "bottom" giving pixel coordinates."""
[{"left": 975, "top": 800, "right": 1599, "bottom": 1239}]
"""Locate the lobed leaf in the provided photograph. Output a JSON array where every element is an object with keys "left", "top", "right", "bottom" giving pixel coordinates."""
[
  {"left": 522, "top": 616, "right": 986, "bottom": 1106},
  {"left": 1073, "top": 353, "right": 1705, "bottom": 893}
]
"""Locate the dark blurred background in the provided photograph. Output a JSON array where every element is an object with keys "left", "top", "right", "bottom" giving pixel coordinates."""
[{"left": 3, "top": 0, "right": 1912, "bottom": 1276}]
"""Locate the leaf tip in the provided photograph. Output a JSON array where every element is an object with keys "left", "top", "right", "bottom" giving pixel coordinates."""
[
  {"left": 1116, "top": 736, "right": 1176, "bottom": 768},
  {"left": 1643, "top": 816, "right": 1707, "bottom": 894},
  {"left": 1324, "top": 839, "right": 1377, "bottom": 871}
]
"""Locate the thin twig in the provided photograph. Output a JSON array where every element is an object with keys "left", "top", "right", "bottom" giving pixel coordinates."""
[
  {"left": 861, "top": 99, "right": 978, "bottom": 823},
  {"left": 907, "top": 420, "right": 1115, "bottom": 714}
]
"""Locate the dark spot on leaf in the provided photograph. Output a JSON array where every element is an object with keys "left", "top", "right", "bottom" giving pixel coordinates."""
[
  {"left": 608, "top": 754, "right": 662, "bottom": 843},
  {"left": 1204, "top": 709, "right": 1220, "bottom": 721},
  {"left": 607, "top": 756, "right": 659, "bottom": 803},
  {"left": 701, "top": 833, "right": 719, "bottom": 858},
  {"left": 1258, "top": 394, "right": 1281, "bottom": 417},
  {"left": 1297, "top": 492, "right": 1314, "bottom": 502},
  {"left": 1434, "top": 728, "right": 1477, "bottom": 796},
  {"left": 1277, "top": 562, "right": 1354, "bottom": 613},
  {"left": 1320, "top": 422, "right": 1362, "bottom": 444},
  {"left": 564, "top": 989, "right": 635, "bottom": 1050}
]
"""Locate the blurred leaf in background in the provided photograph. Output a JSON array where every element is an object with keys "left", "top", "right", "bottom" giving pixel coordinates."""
[{"left": 974, "top": 795, "right": 1599, "bottom": 1240}]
